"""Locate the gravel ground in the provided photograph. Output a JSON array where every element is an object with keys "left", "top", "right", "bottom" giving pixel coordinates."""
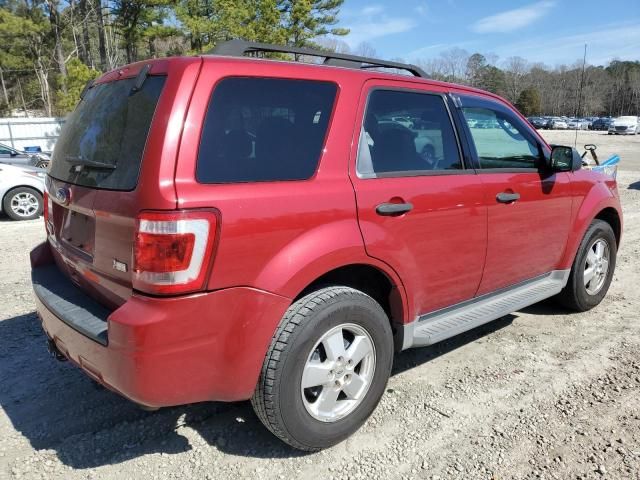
[{"left": 1, "top": 130, "right": 639, "bottom": 480}]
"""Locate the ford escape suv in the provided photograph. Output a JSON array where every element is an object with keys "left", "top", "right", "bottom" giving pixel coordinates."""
[{"left": 31, "top": 40, "right": 622, "bottom": 451}]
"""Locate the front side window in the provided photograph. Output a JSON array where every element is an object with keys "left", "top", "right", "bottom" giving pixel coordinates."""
[
  {"left": 196, "top": 77, "right": 337, "bottom": 184},
  {"left": 357, "top": 89, "right": 462, "bottom": 177},
  {"left": 462, "top": 107, "right": 540, "bottom": 169}
]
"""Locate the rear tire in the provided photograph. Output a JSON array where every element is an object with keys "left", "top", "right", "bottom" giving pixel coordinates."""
[
  {"left": 557, "top": 220, "right": 616, "bottom": 312},
  {"left": 3, "top": 187, "right": 43, "bottom": 221},
  {"left": 251, "top": 286, "right": 393, "bottom": 451}
]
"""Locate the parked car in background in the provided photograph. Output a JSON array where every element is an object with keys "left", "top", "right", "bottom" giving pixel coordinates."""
[
  {"left": 527, "top": 117, "right": 547, "bottom": 129},
  {"left": 0, "top": 163, "right": 45, "bottom": 220},
  {"left": 591, "top": 117, "right": 612, "bottom": 131},
  {"left": 567, "top": 118, "right": 590, "bottom": 130},
  {"left": 0, "top": 143, "right": 50, "bottom": 168},
  {"left": 31, "top": 40, "right": 623, "bottom": 451},
  {"left": 608, "top": 116, "right": 639, "bottom": 135},
  {"left": 548, "top": 117, "right": 568, "bottom": 129}
]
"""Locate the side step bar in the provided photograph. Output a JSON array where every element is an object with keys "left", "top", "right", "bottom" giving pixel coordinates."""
[{"left": 401, "top": 270, "right": 570, "bottom": 350}]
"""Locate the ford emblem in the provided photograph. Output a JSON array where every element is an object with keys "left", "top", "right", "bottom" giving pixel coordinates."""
[{"left": 55, "top": 187, "right": 70, "bottom": 206}]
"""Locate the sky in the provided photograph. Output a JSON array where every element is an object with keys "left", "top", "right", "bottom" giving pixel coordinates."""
[{"left": 334, "top": 0, "right": 640, "bottom": 67}]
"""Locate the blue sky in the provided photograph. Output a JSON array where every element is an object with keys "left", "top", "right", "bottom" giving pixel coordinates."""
[{"left": 335, "top": 0, "right": 640, "bottom": 66}]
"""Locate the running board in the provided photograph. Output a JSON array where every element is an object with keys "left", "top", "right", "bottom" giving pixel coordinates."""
[{"left": 400, "top": 270, "right": 570, "bottom": 350}]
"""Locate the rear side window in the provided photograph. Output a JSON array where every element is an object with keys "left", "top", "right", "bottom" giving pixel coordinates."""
[
  {"left": 49, "top": 76, "right": 166, "bottom": 191},
  {"left": 196, "top": 78, "right": 337, "bottom": 183},
  {"left": 357, "top": 89, "right": 463, "bottom": 178}
]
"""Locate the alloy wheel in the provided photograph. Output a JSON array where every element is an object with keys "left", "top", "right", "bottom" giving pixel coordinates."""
[
  {"left": 583, "top": 238, "right": 610, "bottom": 295},
  {"left": 301, "top": 323, "right": 376, "bottom": 422},
  {"left": 10, "top": 191, "right": 39, "bottom": 218}
]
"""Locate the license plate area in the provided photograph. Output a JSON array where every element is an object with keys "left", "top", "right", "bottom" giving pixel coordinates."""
[{"left": 60, "top": 209, "right": 96, "bottom": 258}]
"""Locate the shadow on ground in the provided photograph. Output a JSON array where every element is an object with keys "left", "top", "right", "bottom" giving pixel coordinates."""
[
  {"left": 0, "top": 306, "right": 563, "bottom": 468},
  {"left": 629, "top": 181, "right": 640, "bottom": 190}
]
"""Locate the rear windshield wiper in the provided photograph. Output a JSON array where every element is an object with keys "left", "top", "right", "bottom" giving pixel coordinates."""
[{"left": 66, "top": 156, "right": 116, "bottom": 170}]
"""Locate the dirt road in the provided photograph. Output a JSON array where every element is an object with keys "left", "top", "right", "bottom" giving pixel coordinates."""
[{"left": 1, "top": 131, "right": 638, "bottom": 480}]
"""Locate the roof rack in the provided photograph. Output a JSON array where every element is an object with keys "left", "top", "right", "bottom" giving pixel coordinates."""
[{"left": 210, "top": 39, "right": 428, "bottom": 79}]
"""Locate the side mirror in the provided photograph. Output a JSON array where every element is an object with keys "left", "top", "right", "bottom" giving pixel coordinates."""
[
  {"left": 9, "top": 150, "right": 17, "bottom": 157},
  {"left": 550, "top": 145, "right": 576, "bottom": 172}
]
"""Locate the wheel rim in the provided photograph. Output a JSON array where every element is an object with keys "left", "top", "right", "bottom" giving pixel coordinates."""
[
  {"left": 10, "top": 192, "right": 39, "bottom": 218},
  {"left": 583, "top": 238, "right": 610, "bottom": 295},
  {"left": 301, "top": 323, "right": 376, "bottom": 423}
]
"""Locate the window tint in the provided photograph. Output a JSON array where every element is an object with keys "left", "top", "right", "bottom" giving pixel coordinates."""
[
  {"left": 49, "top": 76, "right": 166, "bottom": 190},
  {"left": 357, "top": 89, "right": 462, "bottom": 177},
  {"left": 0, "top": 147, "right": 11, "bottom": 155},
  {"left": 196, "top": 78, "right": 337, "bottom": 184},
  {"left": 462, "top": 107, "right": 540, "bottom": 169}
]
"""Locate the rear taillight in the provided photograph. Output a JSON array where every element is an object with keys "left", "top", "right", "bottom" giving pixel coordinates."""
[
  {"left": 44, "top": 191, "right": 53, "bottom": 234},
  {"left": 133, "top": 210, "right": 218, "bottom": 295}
]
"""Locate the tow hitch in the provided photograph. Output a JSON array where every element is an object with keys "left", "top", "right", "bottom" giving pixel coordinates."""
[{"left": 47, "top": 338, "right": 67, "bottom": 362}]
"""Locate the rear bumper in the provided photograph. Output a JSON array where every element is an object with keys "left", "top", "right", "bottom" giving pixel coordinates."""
[{"left": 30, "top": 242, "right": 291, "bottom": 407}]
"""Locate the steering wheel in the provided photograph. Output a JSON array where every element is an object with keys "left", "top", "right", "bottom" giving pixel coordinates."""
[{"left": 420, "top": 143, "right": 440, "bottom": 169}]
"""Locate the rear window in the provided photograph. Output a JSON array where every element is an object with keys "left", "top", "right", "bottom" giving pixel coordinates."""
[
  {"left": 196, "top": 77, "right": 337, "bottom": 183},
  {"left": 49, "top": 76, "right": 165, "bottom": 191}
]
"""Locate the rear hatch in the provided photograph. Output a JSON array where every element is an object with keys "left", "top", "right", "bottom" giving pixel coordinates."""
[{"left": 45, "top": 58, "right": 200, "bottom": 309}]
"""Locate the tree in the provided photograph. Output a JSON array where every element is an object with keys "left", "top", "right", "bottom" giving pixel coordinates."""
[
  {"left": 515, "top": 87, "right": 541, "bottom": 115},
  {"left": 466, "top": 53, "right": 486, "bottom": 87},
  {"left": 176, "top": 0, "right": 286, "bottom": 53},
  {"left": 55, "top": 57, "right": 100, "bottom": 112},
  {"left": 503, "top": 56, "right": 529, "bottom": 103},
  {"left": 112, "top": 0, "right": 174, "bottom": 63},
  {"left": 438, "top": 47, "right": 469, "bottom": 82},
  {"left": 280, "top": 0, "right": 349, "bottom": 48},
  {"left": 353, "top": 41, "right": 376, "bottom": 58},
  {"left": 0, "top": 6, "right": 53, "bottom": 115},
  {"left": 93, "top": 0, "right": 108, "bottom": 70},
  {"left": 44, "top": 0, "right": 67, "bottom": 80},
  {"left": 477, "top": 65, "right": 506, "bottom": 96}
]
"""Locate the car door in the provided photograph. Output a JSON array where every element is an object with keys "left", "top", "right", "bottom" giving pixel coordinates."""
[
  {"left": 350, "top": 80, "right": 488, "bottom": 318},
  {"left": 0, "top": 145, "right": 14, "bottom": 164},
  {"left": 454, "top": 94, "right": 573, "bottom": 296}
]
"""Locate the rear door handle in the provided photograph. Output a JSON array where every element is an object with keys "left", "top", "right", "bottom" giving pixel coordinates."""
[
  {"left": 496, "top": 192, "right": 520, "bottom": 204},
  {"left": 376, "top": 202, "right": 413, "bottom": 216}
]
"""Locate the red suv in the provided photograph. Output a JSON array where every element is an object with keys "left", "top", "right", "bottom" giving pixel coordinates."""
[{"left": 31, "top": 41, "right": 622, "bottom": 451}]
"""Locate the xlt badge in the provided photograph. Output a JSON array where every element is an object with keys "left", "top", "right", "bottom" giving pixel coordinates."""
[{"left": 112, "top": 259, "right": 128, "bottom": 273}]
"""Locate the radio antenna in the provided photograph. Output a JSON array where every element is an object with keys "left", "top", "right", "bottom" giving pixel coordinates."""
[{"left": 574, "top": 43, "right": 587, "bottom": 148}]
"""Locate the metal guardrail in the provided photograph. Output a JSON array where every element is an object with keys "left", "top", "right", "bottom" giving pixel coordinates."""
[{"left": 0, "top": 118, "right": 66, "bottom": 152}]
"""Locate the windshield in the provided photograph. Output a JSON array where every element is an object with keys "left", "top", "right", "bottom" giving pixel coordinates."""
[{"left": 49, "top": 75, "right": 166, "bottom": 191}]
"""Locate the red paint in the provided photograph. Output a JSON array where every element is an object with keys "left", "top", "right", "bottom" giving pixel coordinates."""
[
  {"left": 32, "top": 54, "right": 622, "bottom": 407},
  {"left": 474, "top": 171, "right": 573, "bottom": 295}
]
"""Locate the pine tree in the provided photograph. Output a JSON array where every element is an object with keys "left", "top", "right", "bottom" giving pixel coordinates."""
[
  {"left": 280, "top": 0, "right": 348, "bottom": 47},
  {"left": 516, "top": 87, "right": 542, "bottom": 116}
]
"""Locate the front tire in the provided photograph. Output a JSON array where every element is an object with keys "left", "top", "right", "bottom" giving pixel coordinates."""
[
  {"left": 557, "top": 220, "right": 617, "bottom": 311},
  {"left": 251, "top": 286, "right": 393, "bottom": 451},
  {"left": 3, "top": 187, "right": 43, "bottom": 221}
]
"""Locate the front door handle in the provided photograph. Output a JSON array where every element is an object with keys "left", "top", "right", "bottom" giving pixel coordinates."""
[
  {"left": 496, "top": 192, "right": 520, "bottom": 204},
  {"left": 376, "top": 202, "right": 413, "bottom": 216}
]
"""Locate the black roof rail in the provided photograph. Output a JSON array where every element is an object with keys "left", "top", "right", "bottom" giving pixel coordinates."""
[{"left": 210, "top": 39, "right": 429, "bottom": 79}]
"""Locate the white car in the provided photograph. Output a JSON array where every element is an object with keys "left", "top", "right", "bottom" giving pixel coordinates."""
[
  {"left": 549, "top": 118, "right": 568, "bottom": 129},
  {"left": 567, "top": 118, "right": 589, "bottom": 130},
  {"left": 608, "top": 116, "right": 639, "bottom": 135},
  {"left": 0, "top": 163, "right": 46, "bottom": 220}
]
